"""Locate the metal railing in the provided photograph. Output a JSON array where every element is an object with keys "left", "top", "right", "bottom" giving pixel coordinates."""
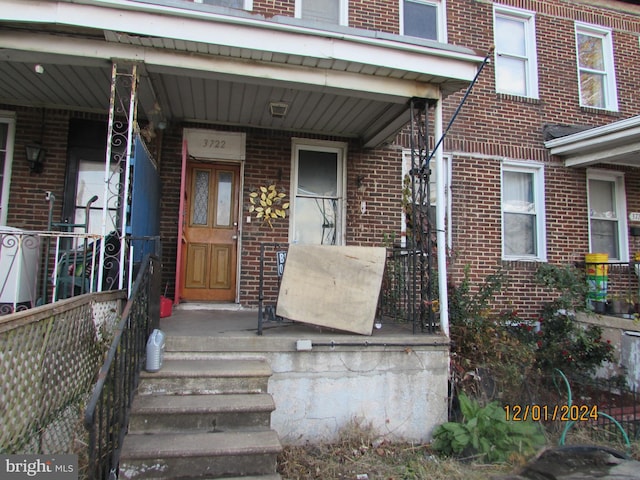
[
  {"left": 379, "top": 247, "right": 438, "bottom": 333},
  {"left": 0, "top": 229, "right": 160, "bottom": 315},
  {"left": 257, "top": 243, "right": 439, "bottom": 335},
  {"left": 571, "top": 374, "right": 640, "bottom": 445},
  {"left": 83, "top": 254, "right": 160, "bottom": 480},
  {"left": 257, "top": 242, "right": 289, "bottom": 335},
  {"left": 0, "top": 290, "right": 125, "bottom": 455}
]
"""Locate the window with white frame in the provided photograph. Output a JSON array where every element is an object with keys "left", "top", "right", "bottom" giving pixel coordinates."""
[
  {"left": 400, "top": 0, "right": 444, "bottom": 41},
  {"left": 0, "top": 113, "right": 15, "bottom": 226},
  {"left": 575, "top": 23, "right": 618, "bottom": 111},
  {"left": 587, "top": 170, "right": 628, "bottom": 261},
  {"left": 290, "top": 139, "right": 346, "bottom": 245},
  {"left": 191, "top": 0, "right": 252, "bottom": 9},
  {"left": 295, "top": 0, "right": 347, "bottom": 26},
  {"left": 493, "top": 6, "right": 539, "bottom": 98},
  {"left": 501, "top": 162, "right": 546, "bottom": 260},
  {"left": 401, "top": 150, "right": 451, "bottom": 248}
]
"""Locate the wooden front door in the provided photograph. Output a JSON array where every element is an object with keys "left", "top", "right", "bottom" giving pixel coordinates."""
[{"left": 181, "top": 162, "right": 240, "bottom": 302}]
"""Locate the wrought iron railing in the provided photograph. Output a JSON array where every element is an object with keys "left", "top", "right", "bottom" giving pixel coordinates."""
[
  {"left": 83, "top": 254, "right": 160, "bottom": 480},
  {"left": 379, "top": 247, "right": 438, "bottom": 333},
  {"left": 0, "top": 290, "right": 125, "bottom": 456},
  {"left": 257, "top": 242, "right": 289, "bottom": 335},
  {"left": 569, "top": 373, "right": 640, "bottom": 446},
  {"left": 0, "top": 229, "right": 160, "bottom": 315},
  {"left": 256, "top": 243, "right": 439, "bottom": 335}
]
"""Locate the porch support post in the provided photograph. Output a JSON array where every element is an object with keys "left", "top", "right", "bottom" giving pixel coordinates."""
[
  {"left": 100, "top": 61, "right": 139, "bottom": 293},
  {"left": 408, "top": 97, "right": 434, "bottom": 334}
]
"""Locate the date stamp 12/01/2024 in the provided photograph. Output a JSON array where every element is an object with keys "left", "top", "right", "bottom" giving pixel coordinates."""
[{"left": 504, "top": 404, "right": 599, "bottom": 422}]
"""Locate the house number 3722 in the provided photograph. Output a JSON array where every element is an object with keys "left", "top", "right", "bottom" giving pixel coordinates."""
[{"left": 201, "top": 139, "right": 226, "bottom": 149}]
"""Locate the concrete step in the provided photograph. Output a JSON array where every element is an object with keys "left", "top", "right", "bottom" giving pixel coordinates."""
[
  {"left": 119, "top": 430, "right": 282, "bottom": 479},
  {"left": 138, "top": 358, "right": 272, "bottom": 395},
  {"left": 128, "top": 393, "right": 276, "bottom": 434}
]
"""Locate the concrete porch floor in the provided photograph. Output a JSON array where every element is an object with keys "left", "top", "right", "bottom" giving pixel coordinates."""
[
  {"left": 159, "top": 303, "right": 448, "bottom": 349},
  {"left": 158, "top": 303, "right": 450, "bottom": 444}
]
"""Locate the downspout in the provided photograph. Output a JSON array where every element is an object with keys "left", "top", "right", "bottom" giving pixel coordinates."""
[
  {"left": 434, "top": 97, "right": 449, "bottom": 337},
  {"left": 427, "top": 47, "right": 494, "bottom": 337}
]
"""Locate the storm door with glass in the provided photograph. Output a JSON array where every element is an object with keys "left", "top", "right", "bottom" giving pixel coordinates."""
[{"left": 291, "top": 141, "right": 346, "bottom": 246}]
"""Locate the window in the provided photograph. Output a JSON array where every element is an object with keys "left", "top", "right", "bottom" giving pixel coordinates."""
[
  {"left": 0, "top": 113, "right": 15, "bottom": 226},
  {"left": 191, "top": 0, "right": 252, "bottom": 9},
  {"left": 295, "top": 0, "right": 347, "bottom": 26},
  {"left": 401, "top": 150, "right": 451, "bottom": 248},
  {"left": 290, "top": 139, "right": 346, "bottom": 245},
  {"left": 74, "top": 160, "right": 119, "bottom": 235},
  {"left": 501, "top": 162, "right": 546, "bottom": 260},
  {"left": 575, "top": 23, "right": 618, "bottom": 111},
  {"left": 587, "top": 170, "right": 628, "bottom": 261},
  {"left": 400, "top": 0, "right": 444, "bottom": 41},
  {"left": 493, "top": 6, "right": 538, "bottom": 98}
]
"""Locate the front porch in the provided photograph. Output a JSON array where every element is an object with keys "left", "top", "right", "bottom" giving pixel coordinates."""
[{"left": 159, "top": 304, "right": 450, "bottom": 445}]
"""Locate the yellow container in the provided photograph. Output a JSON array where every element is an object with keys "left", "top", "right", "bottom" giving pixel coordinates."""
[
  {"left": 585, "top": 253, "right": 608, "bottom": 304},
  {"left": 585, "top": 253, "right": 609, "bottom": 276}
]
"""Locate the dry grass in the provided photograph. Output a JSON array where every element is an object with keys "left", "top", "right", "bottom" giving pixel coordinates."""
[
  {"left": 277, "top": 415, "right": 640, "bottom": 479},
  {"left": 276, "top": 420, "right": 513, "bottom": 480}
]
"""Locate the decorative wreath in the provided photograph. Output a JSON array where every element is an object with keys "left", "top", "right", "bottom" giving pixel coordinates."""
[{"left": 248, "top": 184, "right": 290, "bottom": 229}]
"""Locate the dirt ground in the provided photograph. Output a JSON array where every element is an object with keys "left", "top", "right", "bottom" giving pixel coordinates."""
[
  {"left": 275, "top": 421, "right": 640, "bottom": 480},
  {"left": 276, "top": 422, "right": 512, "bottom": 480}
]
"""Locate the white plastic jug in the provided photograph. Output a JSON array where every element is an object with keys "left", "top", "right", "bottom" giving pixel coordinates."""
[{"left": 145, "top": 328, "right": 165, "bottom": 372}]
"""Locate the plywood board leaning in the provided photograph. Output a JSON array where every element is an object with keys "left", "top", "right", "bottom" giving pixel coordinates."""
[{"left": 276, "top": 245, "right": 387, "bottom": 335}]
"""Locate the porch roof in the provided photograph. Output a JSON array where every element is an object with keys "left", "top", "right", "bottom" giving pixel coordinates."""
[
  {"left": 544, "top": 115, "right": 640, "bottom": 168},
  {"left": 0, "top": 0, "right": 484, "bottom": 147}
]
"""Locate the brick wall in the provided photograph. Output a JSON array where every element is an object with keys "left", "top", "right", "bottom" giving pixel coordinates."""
[
  {"left": 252, "top": 0, "right": 399, "bottom": 33},
  {"left": 157, "top": 125, "right": 405, "bottom": 305},
  {"left": 3, "top": 106, "right": 70, "bottom": 230},
  {"left": 5, "top": 0, "right": 640, "bottom": 318},
  {"left": 441, "top": 0, "right": 640, "bottom": 318}
]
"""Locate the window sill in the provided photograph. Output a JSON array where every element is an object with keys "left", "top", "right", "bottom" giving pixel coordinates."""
[
  {"left": 496, "top": 93, "right": 540, "bottom": 104},
  {"left": 580, "top": 106, "right": 621, "bottom": 117}
]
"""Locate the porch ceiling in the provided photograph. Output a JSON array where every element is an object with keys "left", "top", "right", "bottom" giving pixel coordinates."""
[{"left": 0, "top": 0, "right": 483, "bottom": 148}]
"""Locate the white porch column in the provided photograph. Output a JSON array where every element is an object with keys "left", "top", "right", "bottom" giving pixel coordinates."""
[{"left": 100, "top": 62, "right": 138, "bottom": 293}]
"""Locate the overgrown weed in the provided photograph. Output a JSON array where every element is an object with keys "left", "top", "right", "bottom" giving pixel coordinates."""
[{"left": 277, "top": 419, "right": 512, "bottom": 479}]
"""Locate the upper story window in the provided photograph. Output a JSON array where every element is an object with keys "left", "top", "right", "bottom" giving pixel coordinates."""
[
  {"left": 493, "top": 6, "right": 538, "bottom": 98},
  {"left": 295, "top": 0, "right": 348, "bottom": 26},
  {"left": 501, "top": 161, "right": 546, "bottom": 261},
  {"left": 575, "top": 23, "right": 618, "bottom": 111},
  {"left": 587, "top": 170, "right": 628, "bottom": 261},
  {"left": 192, "top": 0, "right": 252, "bottom": 9},
  {"left": 0, "top": 113, "right": 15, "bottom": 226},
  {"left": 400, "top": 0, "right": 445, "bottom": 42}
]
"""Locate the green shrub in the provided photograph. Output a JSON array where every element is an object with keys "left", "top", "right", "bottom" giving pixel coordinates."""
[
  {"left": 432, "top": 394, "right": 545, "bottom": 463},
  {"left": 448, "top": 267, "right": 536, "bottom": 403},
  {"left": 531, "top": 264, "right": 615, "bottom": 377}
]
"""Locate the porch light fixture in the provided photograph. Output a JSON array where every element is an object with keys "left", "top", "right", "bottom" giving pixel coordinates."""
[
  {"left": 26, "top": 108, "right": 47, "bottom": 174},
  {"left": 25, "top": 143, "right": 46, "bottom": 174},
  {"left": 269, "top": 102, "right": 289, "bottom": 118}
]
